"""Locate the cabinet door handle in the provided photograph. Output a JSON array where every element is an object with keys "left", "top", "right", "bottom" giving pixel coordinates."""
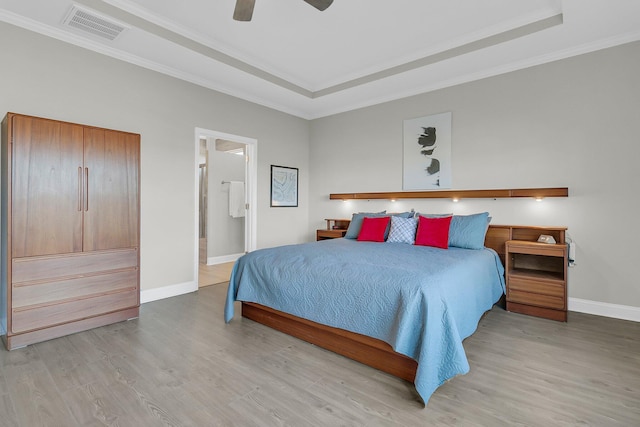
[
  {"left": 85, "top": 167, "right": 89, "bottom": 211},
  {"left": 78, "top": 167, "right": 83, "bottom": 211}
]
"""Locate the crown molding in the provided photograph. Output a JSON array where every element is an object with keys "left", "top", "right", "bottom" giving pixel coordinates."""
[{"left": 2, "top": 6, "right": 639, "bottom": 121}]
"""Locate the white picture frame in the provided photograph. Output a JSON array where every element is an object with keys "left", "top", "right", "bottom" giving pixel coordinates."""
[{"left": 403, "top": 112, "right": 452, "bottom": 190}]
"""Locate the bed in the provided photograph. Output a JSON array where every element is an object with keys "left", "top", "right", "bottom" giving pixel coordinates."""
[{"left": 225, "top": 221, "right": 509, "bottom": 404}]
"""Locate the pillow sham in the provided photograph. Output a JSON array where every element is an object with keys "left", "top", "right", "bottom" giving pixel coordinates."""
[
  {"left": 391, "top": 211, "right": 415, "bottom": 219},
  {"left": 344, "top": 211, "right": 386, "bottom": 239},
  {"left": 448, "top": 212, "right": 491, "bottom": 250},
  {"left": 357, "top": 216, "right": 391, "bottom": 242},
  {"left": 416, "top": 212, "right": 452, "bottom": 218},
  {"left": 415, "top": 215, "right": 452, "bottom": 249},
  {"left": 386, "top": 215, "right": 418, "bottom": 244}
]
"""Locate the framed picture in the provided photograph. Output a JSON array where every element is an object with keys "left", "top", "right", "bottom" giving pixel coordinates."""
[
  {"left": 270, "top": 165, "right": 298, "bottom": 207},
  {"left": 403, "top": 112, "right": 452, "bottom": 190}
]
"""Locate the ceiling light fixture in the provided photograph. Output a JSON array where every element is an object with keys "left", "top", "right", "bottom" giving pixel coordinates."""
[{"left": 234, "top": 0, "right": 333, "bottom": 22}]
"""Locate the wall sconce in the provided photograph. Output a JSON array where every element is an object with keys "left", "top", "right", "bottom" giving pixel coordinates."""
[
  {"left": 390, "top": 199, "right": 396, "bottom": 202},
  {"left": 535, "top": 197, "right": 543, "bottom": 202},
  {"left": 452, "top": 198, "right": 459, "bottom": 203}
]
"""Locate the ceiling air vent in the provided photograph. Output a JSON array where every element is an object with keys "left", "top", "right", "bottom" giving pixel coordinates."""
[{"left": 63, "top": 5, "right": 129, "bottom": 41}]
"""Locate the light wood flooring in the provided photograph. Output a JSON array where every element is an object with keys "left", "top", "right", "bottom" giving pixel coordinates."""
[
  {"left": 199, "top": 262, "right": 234, "bottom": 288},
  {"left": 0, "top": 285, "right": 638, "bottom": 426}
]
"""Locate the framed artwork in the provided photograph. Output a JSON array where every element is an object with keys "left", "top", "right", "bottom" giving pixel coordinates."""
[
  {"left": 403, "top": 112, "right": 452, "bottom": 190},
  {"left": 270, "top": 165, "right": 298, "bottom": 207}
]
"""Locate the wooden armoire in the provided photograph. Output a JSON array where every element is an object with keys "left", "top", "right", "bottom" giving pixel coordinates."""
[{"left": 1, "top": 112, "right": 140, "bottom": 350}]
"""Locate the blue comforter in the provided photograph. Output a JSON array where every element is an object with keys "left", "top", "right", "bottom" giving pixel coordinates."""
[{"left": 225, "top": 238, "right": 505, "bottom": 404}]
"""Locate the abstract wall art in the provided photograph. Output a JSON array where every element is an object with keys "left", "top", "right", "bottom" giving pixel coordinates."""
[
  {"left": 270, "top": 165, "right": 298, "bottom": 207},
  {"left": 402, "top": 112, "right": 452, "bottom": 190}
]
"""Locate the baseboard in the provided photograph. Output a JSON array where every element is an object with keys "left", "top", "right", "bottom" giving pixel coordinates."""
[
  {"left": 139, "top": 284, "right": 639, "bottom": 323},
  {"left": 140, "top": 280, "right": 198, "bottom": 304},
  {"left": 207, "top": 253, "right": 243, "bottom": 265},
  {"left": 569, "top": 297, "right": 640, "bottom": 322}
]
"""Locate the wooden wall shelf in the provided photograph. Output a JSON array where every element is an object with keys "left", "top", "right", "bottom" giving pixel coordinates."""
[{"left": 329, "top": 187, "right": 568, "bottom": 201}]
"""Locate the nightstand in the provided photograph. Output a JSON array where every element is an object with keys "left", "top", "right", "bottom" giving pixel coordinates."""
[
  {"left": 316, "top": 218, "right": 351, "bottom": 241},
  {"left": 505, "top": 238, "right": 568, "bottom": 322}
]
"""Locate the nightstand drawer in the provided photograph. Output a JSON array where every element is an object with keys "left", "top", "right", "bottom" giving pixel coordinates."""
[
  {"left": 507, "top": 289, "right": 565, "bottom": 310},
  {"left": 507, "top": 276, "right": 565, "bottom": 298}
]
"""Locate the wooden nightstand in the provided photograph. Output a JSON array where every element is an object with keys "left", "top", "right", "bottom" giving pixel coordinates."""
[
  {"left": 505, "top": 235, "right": 568, "bottom": 322},
  {"left": 316, "top": 218, "right": 351, "bottom": 241}
]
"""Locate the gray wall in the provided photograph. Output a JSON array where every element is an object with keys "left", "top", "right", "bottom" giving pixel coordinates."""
[
  {"left": 208, "top": 149, "right": 245, "bottom": 260},
  {"left": 2, "top": 19, "right": 638, "bottom": 315},
  {"left": 310, "top": 41, "right": 640, "bottom": 312},
  {"left": 0, "top": 22, "right": 310, "bottom": 297}
]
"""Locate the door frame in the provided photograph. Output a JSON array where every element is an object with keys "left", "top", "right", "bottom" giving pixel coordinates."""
[{"left": 194, "top": 128, "right": 257, "bottom": 283}]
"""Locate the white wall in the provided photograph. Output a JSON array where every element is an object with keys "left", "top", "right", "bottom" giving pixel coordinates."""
[
  {"left": 0, "top": 22, "right": 310, "bottom": 299},
  {"left": 310, "top": 41, "right": 640, "bottom": 317}
]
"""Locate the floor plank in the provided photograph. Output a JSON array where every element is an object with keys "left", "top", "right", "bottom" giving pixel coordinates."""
[
  {"left": 199, "top": 262, "right": 234, "bottom": 288},
  {"left": 1, "top": 284, "right": 639, "bottom": 426}
]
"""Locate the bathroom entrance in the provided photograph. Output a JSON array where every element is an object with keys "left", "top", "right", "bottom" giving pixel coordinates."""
[{"left": 195, "top": 128, "right": 257, "bottom": 287}]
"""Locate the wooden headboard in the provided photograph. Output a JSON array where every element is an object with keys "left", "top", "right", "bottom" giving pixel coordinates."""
[{"left": 485, "top": 225, "right": 567, "bottom": 264}]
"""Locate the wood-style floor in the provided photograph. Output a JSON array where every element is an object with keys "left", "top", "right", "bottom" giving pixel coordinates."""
[
  {"left": 1, "top": 284, "right": 638, "bottom": 426},
  {"left": 199, "top": 262, "right": 234, "bottom": 288}
]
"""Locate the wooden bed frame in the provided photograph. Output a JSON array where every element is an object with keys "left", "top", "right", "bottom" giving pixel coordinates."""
[{"left": 240, "top": 225, "right": 547, "bottom": 383}]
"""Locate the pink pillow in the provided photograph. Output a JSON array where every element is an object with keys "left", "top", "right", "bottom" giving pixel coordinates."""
[
  {"left": 415, "top": 215, "right": 452, "bottom": 249},
  {"left": 357, "top": 216, "right": 391, "bottom": 242}
]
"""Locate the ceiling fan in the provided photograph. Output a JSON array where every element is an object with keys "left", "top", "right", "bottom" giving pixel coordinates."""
[{"left": 233, "top": 0, "right": 333, "bottom": 21}]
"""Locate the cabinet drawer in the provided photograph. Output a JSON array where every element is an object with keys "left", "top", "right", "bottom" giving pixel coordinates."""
[
  {"left": 12, "top": 269, "right": 138, "bottom": 309},
  {"left": 11, "top": 288, "right": 138, "bottom": 333},
  {"left": 12, "top": 249, "right": 138, "bottom": 283},
  {"left": 507, "top": 289, "right": 565, "bottom": 310},
  {"left": 508, "top": 276, "right": 565, "bottom": 298}
]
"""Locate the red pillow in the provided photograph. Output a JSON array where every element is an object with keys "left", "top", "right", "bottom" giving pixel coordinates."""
[
  {"left": 414, "top": 215, "right": 452, "bottom": 249},
  {"left": 357, "top": 216, "right": 391, "bottom": 242}
]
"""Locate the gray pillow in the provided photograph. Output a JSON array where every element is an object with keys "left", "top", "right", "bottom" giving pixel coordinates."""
[{"left": 344, "top": 211, "right": 386, "bottom": 239}]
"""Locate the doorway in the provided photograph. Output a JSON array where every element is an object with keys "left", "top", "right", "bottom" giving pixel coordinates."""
[{"left": 194, "top": 128, "right": 257, "bottom": 287}]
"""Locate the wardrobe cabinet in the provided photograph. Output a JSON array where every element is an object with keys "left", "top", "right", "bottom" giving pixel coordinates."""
[{"left": 1, "top": 113, "right": 140, "bottom": 350}]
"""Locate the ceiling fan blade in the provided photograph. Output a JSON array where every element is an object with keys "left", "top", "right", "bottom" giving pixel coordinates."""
[
  {"left": 233, "top": 0, "right": 255, "bottom": 21},
  {"left": 303, "top": 0, "right": 333, "bottom": 12}
]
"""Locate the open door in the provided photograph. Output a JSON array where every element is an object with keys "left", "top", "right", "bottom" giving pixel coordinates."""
[{"left": 194, "top": 128, "right": 257, "bottom": 287}]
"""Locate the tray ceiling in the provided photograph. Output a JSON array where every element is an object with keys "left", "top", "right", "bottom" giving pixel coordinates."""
[{"left": 0, "top": 0, "right": 639, "bottom": 118}]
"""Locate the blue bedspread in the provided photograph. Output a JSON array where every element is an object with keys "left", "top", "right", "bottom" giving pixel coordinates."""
[{"left": 225, "top": 238, "right": 505, "bottom": 404}]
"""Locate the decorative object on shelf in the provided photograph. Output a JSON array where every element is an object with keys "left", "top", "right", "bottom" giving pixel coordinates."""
[
  {"left": 270, "top": 165, "right": 298, "bottom": 207},
  {"left": 537, "top": 234, "right": 556, "bottom": 244},
  {"left": 403, "top": 112, "right": 452, "bottom": 190},
  {"left": 329, "top": 187, "right": 568, "bottom": 201}
]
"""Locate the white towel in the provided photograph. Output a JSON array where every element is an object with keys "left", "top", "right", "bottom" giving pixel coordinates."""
[{"left": 228, "top": 181, "right": 245, "bottom": 218}]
